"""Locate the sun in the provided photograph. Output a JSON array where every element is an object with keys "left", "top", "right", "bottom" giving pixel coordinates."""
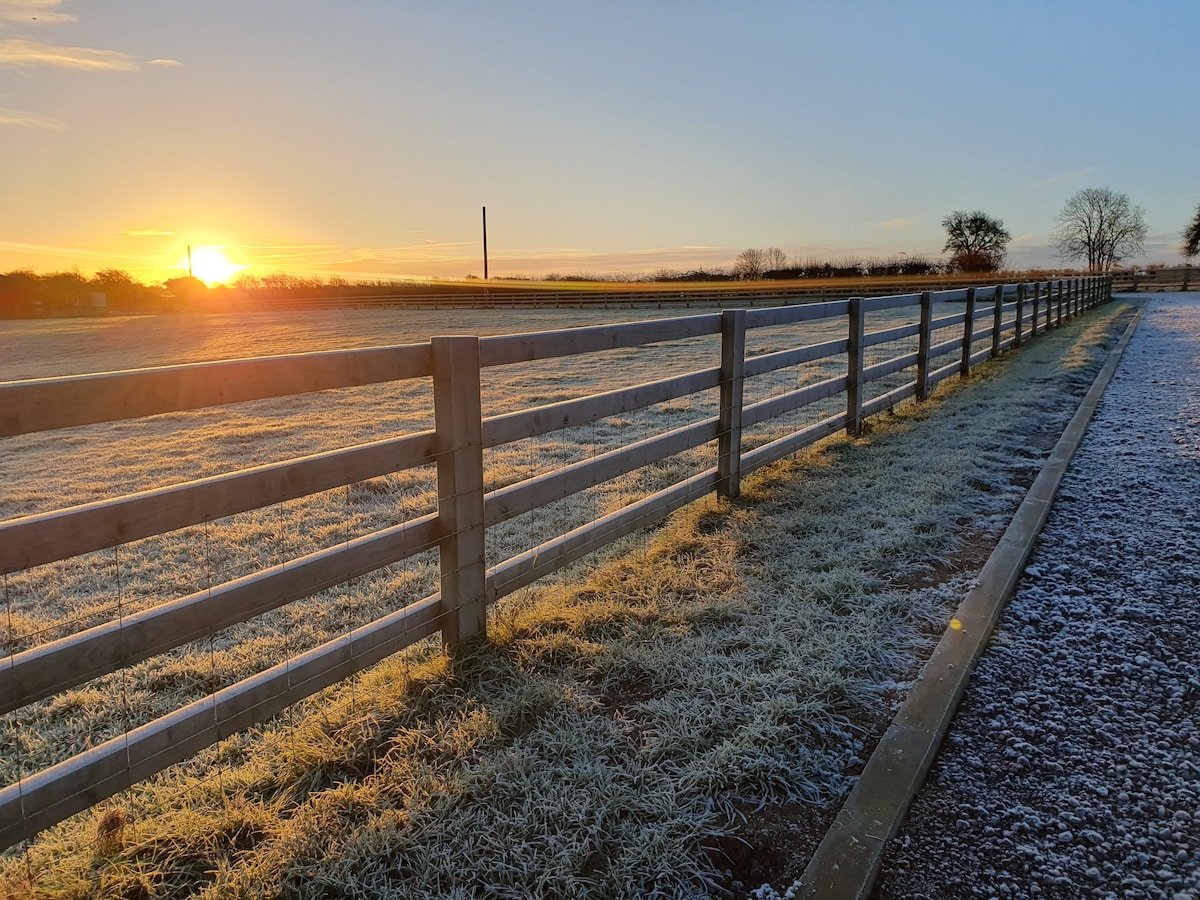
[{"left": 179, "top": 245, "right": 246, "bottom": 285}]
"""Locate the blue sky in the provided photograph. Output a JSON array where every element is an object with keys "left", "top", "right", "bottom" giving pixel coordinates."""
[{"left": 1, "top": 0, "right": 1196, "bottom": 282}]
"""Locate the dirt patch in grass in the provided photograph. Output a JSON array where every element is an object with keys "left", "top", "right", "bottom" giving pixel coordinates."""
[{"left": 706, "top": 801, "right": 832, "bottom": 894}]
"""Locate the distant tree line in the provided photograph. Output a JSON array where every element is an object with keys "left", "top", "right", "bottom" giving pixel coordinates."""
[
  {"left": 729, "top": 249, "right": 946, "bottom": 280},
  {"left": 0, "top": 269, "right": 175, "bottom": 317}
]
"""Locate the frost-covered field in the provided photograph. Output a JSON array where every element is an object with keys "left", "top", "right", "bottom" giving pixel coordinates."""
[
  {"left": 0, "top": 298, "right": 1090, "bottom": 898},
  {"left": 0, "top": 300, "right": 946, "bottom": 787},
  {"left": 874, "top": 294, "right": 1200, "bottom": 898}
]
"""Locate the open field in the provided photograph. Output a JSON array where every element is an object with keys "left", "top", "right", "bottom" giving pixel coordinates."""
[
  {"left": 0, "top": 301, "right": 937, "bottom": 777},
  {"left": 0, "top": 298, "right": 1130, "bottom": 897}
]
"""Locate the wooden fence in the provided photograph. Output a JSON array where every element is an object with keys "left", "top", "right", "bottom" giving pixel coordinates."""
[{"left": 0, "top": 276, "right": 1111, "bottom": 849}]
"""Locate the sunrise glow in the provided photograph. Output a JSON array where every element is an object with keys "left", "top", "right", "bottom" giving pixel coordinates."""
[
  {"left": 1, "top": 4, "right": 1195, "bottom": 283},
  {"left": 179, "top": 246, "right": 246, "bottom": 286}
]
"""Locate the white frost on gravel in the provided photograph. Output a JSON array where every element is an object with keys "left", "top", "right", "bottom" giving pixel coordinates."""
[{"left": 871, "top": 295, "right": 1200, "bottom": 898}]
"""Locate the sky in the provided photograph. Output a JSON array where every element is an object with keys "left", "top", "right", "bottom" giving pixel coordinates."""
[{"left": 1, "top": 0, "right": 1197, "bottom": 284}]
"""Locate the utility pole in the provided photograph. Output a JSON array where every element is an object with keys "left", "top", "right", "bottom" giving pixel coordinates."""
[
  {"left": 482, "top": 207, "right": 488, "bottom": 280},
  {"left": 187, "top": 245, "right": 193, "bottom": 278}
]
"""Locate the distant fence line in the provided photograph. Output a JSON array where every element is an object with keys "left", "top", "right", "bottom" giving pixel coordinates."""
[
  {"left": 0, "top": 276, "right": 1111, "bottom": 849},
  {"left": 229, "top": 274, "right": 1123, "bottom": 313},
  {"left": 1108, "top": 266, "right": 1194, "bottom": 293}
]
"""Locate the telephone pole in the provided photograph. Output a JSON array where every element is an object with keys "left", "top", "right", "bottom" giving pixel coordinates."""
[{"left": 482, "top": 207, "right": 488, "bottom": 280}]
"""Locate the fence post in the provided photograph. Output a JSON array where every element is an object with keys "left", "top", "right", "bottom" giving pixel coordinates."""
[
  {"left": 1014, "top": 283, "right": 1025, "bottom": 348},
  {"left": 847, "top": 297, "right": 865, "bottom": 436},
  {"left": 916, "top": 290, "right": 933, "bottom": 402},
  {"left": 432, "top": 335, "right": 487, "bottom": 647},
  {"left": 960, "top": 286, "right": 976, "bottom": 377},
  {"left": 717, "top": 309, "right": 747, "bottom": 499},
  {"left": 991, "top": 285, "right": 1004, "bottom": 358},
  {"left": 1056, "top": 280, "right": 1064, "bottom": 326},
  {"left": 1030, "top": 283, "right": 1040, "bottom": 338},
  {"left": 1046, "top": 281, "right": 1053, "bottom": 330}
]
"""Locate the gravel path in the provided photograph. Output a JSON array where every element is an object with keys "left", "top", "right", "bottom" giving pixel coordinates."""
[{"left": 875, "top": 295, "right": 1200, "bottom": 899}]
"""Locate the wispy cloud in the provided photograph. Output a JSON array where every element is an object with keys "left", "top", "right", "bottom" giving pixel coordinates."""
[
  {"left": 254, "top": 242, "right": 743, "bottom": 282},
  {"left": 344, "top": 241, "right": 478, "bottom": 264},
  {"left": 0, "top": 38, "right": 180, "bottom": 70},
  {"left": 0, "top": 238, "right": 157, "bottom": 265},
  {"left": 0, "top": 0, "right": 75, "bottom": 25},
  {"left": 878, "top": 217, "right": 917, "bottom": 231},
  {"left": 235, "top": 242, "right": 345, "bottom": 264},
  {"left": 0, "top": 106, "right": 62, "bottom": 128}
]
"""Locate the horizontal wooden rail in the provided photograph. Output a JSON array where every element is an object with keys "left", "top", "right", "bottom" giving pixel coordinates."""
[
  {"left": 486, "top": 468, "right": 720, "bottom": 602},
  {"left": 744, "top": 299, "right": 849, "bottom": 327},
  {"left": 928, "top": 359, "right": 961, "bottom": 387},
  {"left": 929, "top": 288, "right": 969, "bottom": 302},
  {"left": 861, "top": 292, "right": 921, "bottom": 313},
  {"left": 0, "top": 431, "right": 439, "bottom": 575},
  {"left": 0, "top": 592, "right": 446, "bottom": 848},
  {"left": 862, "top": 382, "right": 917, "bottom": 417},
  {"left": 862, "top": 352, "right": 919, "bottom": 384},
  {"left": 740, "top": 412, "right": 848, "bottom": 472},
  {"left": 928, "top": 336, "right": 963, "bottom": 360},
  {"left": 478, "top": 314, "right": 722, "bottom": 367},
  {"left": 969, "top": 347, "right": 993, "bottom": 367},
  {"left": 741, "top": 375, "right": 848, "bottom": 429},
  {"left": 484, "top": 418, "right": 719, "bottom": 527},
  {"left": 864, "top": 322, "right": 921, "bottom": 347},
  {"left": 0, "top": 514, "right": 440, "bottom": 714},
  {"left": 743, "top": 338, "right": 847, "bottom": 379},
  {"left": 482, "top": 369, "right": 720, "bottom": 448},
  {"left": 0, "top": 344, "right": 432, "bottom": 437},
  {"left": 930, "top": 311, "right": 968, "bottom": 329}
]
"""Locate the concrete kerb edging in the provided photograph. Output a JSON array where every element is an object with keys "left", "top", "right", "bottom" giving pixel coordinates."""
[{"left": 794, "top": 300, "right": 1149, "bottom": 900}]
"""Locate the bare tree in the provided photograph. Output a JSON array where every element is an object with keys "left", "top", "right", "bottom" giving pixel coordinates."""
[
  {"left": 733, "top": 248, "right": 766, "bottom": 279},
  {"left": 1051, "top": 188, "right": 1148, "bottom": 272},
  {"left": 941, "top": 210, "right": 1011, "bottom": 272},
  {"left": 762, "top": 247, "right": 789, "bottom": 272},
  {"left": 1183, "top": 203, "right": 1200, "bottom": 260}
]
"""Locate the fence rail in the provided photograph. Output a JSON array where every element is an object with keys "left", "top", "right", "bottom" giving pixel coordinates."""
[
  {"left": 0, "top": 276, "right": 1111, "bottom": 849},
  {"left": 1109, "top": 266, "right": 1194, "bottom": 293}
]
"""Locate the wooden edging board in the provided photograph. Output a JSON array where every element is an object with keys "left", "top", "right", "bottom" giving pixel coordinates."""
[{"left": 794, "top": 300, "right": 1147, "bottom": 900}]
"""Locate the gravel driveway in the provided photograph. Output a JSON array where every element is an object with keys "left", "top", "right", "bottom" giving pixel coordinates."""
[{"left": 875, "top": 294, "right": 1200, "bottom": 899}]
